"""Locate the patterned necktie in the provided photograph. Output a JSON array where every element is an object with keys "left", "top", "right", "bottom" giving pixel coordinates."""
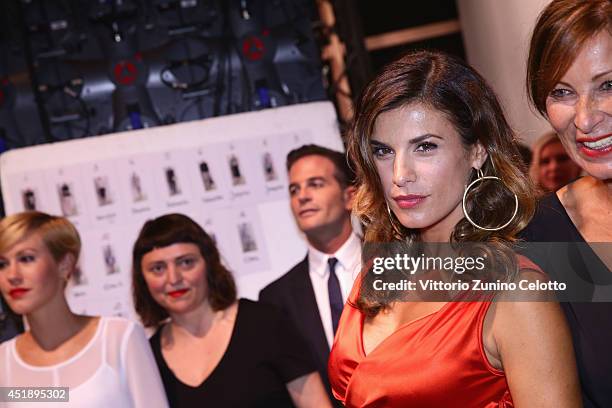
[{"left": 328, "top": 257, "right": 343, "bottom": 335}]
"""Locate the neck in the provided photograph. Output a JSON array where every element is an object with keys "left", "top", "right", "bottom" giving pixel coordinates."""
[
  {"left": 26, "top": 295, "right": 85, "bottom": 351},
  {"left": 563, "top": 176, "right": 612, "bottom": 206},
  {"left": 584, "top": 176, "right": 612, "bottom": 206},
  {"left": 601, "top": 177, "right": 612, "bottom": 198},
  {"left": 307, "top": 219, "right": 353, "bottom": 254},
  {"left": 170, "top": 300, "right": 224, "bottom": 337}
]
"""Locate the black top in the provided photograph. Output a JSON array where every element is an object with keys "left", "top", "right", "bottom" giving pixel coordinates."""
[
  {"left": 150, "top": 298, "right": 316, "bottom": 408},
  {"left": 520, "top": 193, "right": 612, "bottom": 408}
]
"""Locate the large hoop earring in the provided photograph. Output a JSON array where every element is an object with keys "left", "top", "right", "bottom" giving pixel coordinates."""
[
  {"left": 386, "top": 202, "right": 404, "bottom": 238},
  {"left": 462, "top": 168, "right": 518, "bottom": 231}
]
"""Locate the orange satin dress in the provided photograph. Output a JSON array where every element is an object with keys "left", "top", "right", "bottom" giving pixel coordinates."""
[{"left": 326, "top": 259, "right": 541, "bottom": 407}]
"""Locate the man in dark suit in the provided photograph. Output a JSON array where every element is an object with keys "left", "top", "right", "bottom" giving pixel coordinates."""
[{"left": 259, "top": 144, "right": 361, "bottom": 405}]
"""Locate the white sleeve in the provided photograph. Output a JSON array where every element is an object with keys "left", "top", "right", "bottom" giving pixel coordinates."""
[{"left": 122, "top": 323, "right": 169, "bottom": 408}]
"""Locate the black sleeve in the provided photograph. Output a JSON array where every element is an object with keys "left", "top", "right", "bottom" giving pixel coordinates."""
[
  {"left": 258, "top": 284, "right": 276, "bottom": 305},
  {"left": 259, "top": 281, "right": 287, "bottom": 312},
  {"left": 266, "top": 303, "right": 316, "bottom": 383}
]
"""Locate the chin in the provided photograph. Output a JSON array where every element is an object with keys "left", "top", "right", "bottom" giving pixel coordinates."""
[
  {"left": 166, "top": 299, "right": 201, "bottom": 314},
  {"left": 165, "top": 304, "right": 192, "bottom": 316},
  {"left": 7, "top": 302, "right": 40, "bottom": 316},
  {"left": 4, "top": 292, "right": 53, "bottom": 316},
  {"left": 395, "top": 215, "right": 434, "bottom": 231},
  {"left": 582, "top": 166, "right": 612, "bottom": 181},
  {"left": 299, "top": 220, "right": 328, "bottom": 235}
]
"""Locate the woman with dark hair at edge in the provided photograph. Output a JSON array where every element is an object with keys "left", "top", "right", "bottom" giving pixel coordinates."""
[
  {"left": 327, "top": 50, "right": 581, "bottom": 406},
  {"left": 132, "top": 213, "right": 332, "bottom": 407},
  {"left": 0, "top": 211, "right": 168, "bottom": 407},
  {"left": 522, "top": 0, "right": 612, "bottom": 406}
]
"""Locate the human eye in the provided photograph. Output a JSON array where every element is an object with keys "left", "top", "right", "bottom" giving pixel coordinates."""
[
  {"left": 308, "top": 179, "right": 325, "bottom": 188},
  {"left": 557, "top": 154, "right": 570, "bottom": 163},
  {"left": 178, "top": 257, "right": 197, "bottom": 269},
  {"left": 18, "top": 254, "right": 36, "bottom": 263},
  {"left": 371, "top": 143, "right": 393, "bottom": 159},
  {"left": 147, "top": 263, "right": 166, "bottom": 275},
  {"left": 549, "top": 87, "right": 573, "bottom": 99},
  {"left": 288, "top": 185, "right": 298, "bottom": 196},
  {"left": 0, "top": 259, "right": 8, "bottom": 270},
  {"left": 414, "top": 142, "right": 437, "bottom": 153},
  {"left": 600, "top": 80, "right": 612, "bottom": 92}
]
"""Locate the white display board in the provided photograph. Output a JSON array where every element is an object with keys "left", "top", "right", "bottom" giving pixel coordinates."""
[{"left": 0, "top": 102, "right": 343, "bottom": 319}]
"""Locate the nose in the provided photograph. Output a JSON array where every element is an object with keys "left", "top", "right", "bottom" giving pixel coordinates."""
[
  {"left": 574, "top": 95, "right": 605, "bottom": 134},
  {"left": 167, "top": 264, "right": 182, "bottom": 285},
  {"left": 392, "top": 154, "right": 415, "bottom": 186},
  {"left": 6, "top": 263, "right": 23, "bottom": 285},
  {"left": 296, "top": 186, "right": 311, "bottom": 204}
]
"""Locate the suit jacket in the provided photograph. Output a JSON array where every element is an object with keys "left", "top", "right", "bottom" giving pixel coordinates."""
[{"left": 259, "top": 256, "right": 341, "bottom": 406}]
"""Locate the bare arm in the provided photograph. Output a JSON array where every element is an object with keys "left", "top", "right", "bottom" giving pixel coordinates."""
[
  {"left": 286, "top": 371, "right": 333, "bottom": 408},
  {"left": 490, "top": 271, "right": 581, "bottom": 407}
]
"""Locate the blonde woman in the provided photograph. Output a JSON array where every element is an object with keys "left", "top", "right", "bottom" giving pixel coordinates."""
[
  {"left": 0, "top": 211, "right": 168, "bottom": 407},
  {"left": 529, "top": 131, "right": 582, "bottom": 194}
]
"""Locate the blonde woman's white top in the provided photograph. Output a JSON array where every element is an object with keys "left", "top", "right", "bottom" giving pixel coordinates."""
[{"left": 0, "top": 316, "right": 168, "bottom": 408}]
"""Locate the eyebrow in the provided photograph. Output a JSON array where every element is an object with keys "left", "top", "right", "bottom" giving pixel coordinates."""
[
  {"left": 306, "top": 176, "right": 326, "bottom": 183},
  {"left": 175, "top": 253, "right": 199, "bottom": 261},
  {"left": 593, "top": 69, "right": 612, "bottom": 81},
  {"left": 146, "top": 253, "right": 199, "bottom": 264},
  {"left": 289, "top": 176, "right": 326, "bottom": 187},
  {"left": 16, "top": 248, "right": 39, "bottom": 254},
  {"left": 558, "top": 69, "right": 612, "bottom": 87},
  {"left": 371, "top": 134, "right": 443, "bottom": 145}
]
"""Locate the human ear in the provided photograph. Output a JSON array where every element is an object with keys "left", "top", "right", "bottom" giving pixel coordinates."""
[
  {"left": 58, "top": 253, "right": 76, "bottom": 282},
  {"left": 470, "top": 142, "right": 488, "bottom": 170},
  {"left": 343, "top": 185, "right": 357, "bottom": 211}
]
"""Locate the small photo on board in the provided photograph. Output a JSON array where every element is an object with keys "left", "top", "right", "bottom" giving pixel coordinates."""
[
  {"left": 130, "top": 172, "right": 146, "bottom": 202},
  {"left": 262, "top": 152, "right": 277, "bottom": 182},
  {"left": 102, "top": 244, "right": 119, "bottom": 275},
  {"left": 238, "top": 222, "right": 257, "bottom": 253},
  {"left": 165, "top": 167, "right": 181, "bottom": 196},
  {"left": 57, "top": 183, "right": 78, "bottom": 216},
  {"left": 94, "top": 176, "right": 113, "bottom": 206},
  {"left": 228, "top": 155, "right": 245, "bottom": 186},
  {"left": 21, "top": 188, "right": 37, "bottom": 211},
  {"left": 199, "top": 161, "right": 216, "bottom": 191}
]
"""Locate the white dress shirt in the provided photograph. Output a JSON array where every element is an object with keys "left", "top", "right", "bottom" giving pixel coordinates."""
[{"left": 308, "top": 232, "right": 362, "bottom": 349}]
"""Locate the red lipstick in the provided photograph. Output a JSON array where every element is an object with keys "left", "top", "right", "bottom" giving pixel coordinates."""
[
  {"left": 393, "top": 195, "right": 428, "bottom": 209},
  {"left": 576, "top": 134, "right": 612, "bottom": 158},
  {"left": 167, "top": 288, "right": 190, "bottom": 298},
  {"left": 8, "top": 288, "right": 30, "bottom": 299}
]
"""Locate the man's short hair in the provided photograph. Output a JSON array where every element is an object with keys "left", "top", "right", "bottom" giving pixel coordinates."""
[{"left": 286, "top": 144, "right": 356, "bottom": 188}]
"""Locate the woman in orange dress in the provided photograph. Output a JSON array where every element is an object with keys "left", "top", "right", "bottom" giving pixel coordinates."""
[{"left": 327, "top": 50, "right": 581, "bottom": 407}]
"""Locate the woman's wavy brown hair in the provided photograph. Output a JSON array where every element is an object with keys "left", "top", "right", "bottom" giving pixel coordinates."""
[{"left": 347, "top": 50, "right": 536, "bottom": 316}]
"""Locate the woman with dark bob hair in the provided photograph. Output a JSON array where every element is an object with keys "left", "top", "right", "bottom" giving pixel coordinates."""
[
  {"left": 522, "top": 0, "right": 612, "bottom": 406},
  {"left": 132, "top": 213, "right": 332, "bottom": 407},
  {"left": 0, "top": 211, "right": 167, "bottom": 407},
  {"left": 327, "top": 50, "right": 581, "bottom": 406}
]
